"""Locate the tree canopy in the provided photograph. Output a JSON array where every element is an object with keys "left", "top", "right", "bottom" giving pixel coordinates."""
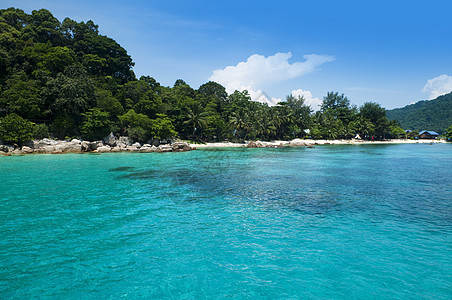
[
  {"left": 1, "top": 7, "right": 434, "bottom": 145},
  {"left": 386, "top": 92, "right": 452, "bottom": 134}
]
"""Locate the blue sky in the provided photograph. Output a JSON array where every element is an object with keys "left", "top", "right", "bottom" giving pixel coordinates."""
[{"left": 2, "top": 0, "right": 452, "bottom": 109}]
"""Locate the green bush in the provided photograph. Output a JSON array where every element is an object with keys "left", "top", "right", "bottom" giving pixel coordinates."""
[
  {"left": 33, "top": 123, "right": 50, "bottom": 139},
  {"left": 445, "top": 125, "right": 452, "bottom": 141},
  {"left": 80, "top": 108, "right": 111, "bottom": 140},
  {"left": 0, "top": 113, "right": 34, "bottom": 145}
]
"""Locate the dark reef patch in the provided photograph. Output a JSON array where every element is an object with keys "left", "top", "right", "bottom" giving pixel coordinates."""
[
  {"left": 118, "top": 169, "right": 157, "bottom": 179},
  {"left": 109, "top": 166, "right": 135, "bottom": 172}
]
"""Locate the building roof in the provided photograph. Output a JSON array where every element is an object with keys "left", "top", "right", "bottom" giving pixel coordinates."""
[{"left": 419, "top": 130, "right": 439, "bottom": 136}]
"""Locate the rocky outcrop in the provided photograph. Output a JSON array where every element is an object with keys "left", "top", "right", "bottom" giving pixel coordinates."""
[
  {"left": 0, "top": 144, "right": 15, "bottom": 153},
  {"left": 21, "top": 146, "right": 34, "bottom": 154},
  {"left": 89, "top": 141, "right": 103, "bottom": 151},
  {"left": 81, "top": 141, "right": 91, "bottom": 152},
  {"left": 96, "top": 145, "right": 111, "bottom": 153},
  {"left": 172, "top": 142, "right": 192, "bottom": 152},
  {"left": 118, "top": 136, "right": 132, "bottom": 146},
  {"left": 140, "top": 144, "right": 157, "bottom": 152},
  {"left": 247, "top": 141, "right": 258, "bottom": 148},
  {"left": 54, "top": 140, "right": 81, "bottom": 153},
  {"left": 0, "top": 136, "right": 194, "bottom": 155},
  {"left": 289, "top": 140, "right": 307, "bottom": 147},
  {"left": 104, "top": 132, "right": 117, "bottom": 147},
  {"left": 246, "top": 141, "right": 287, "bottom": 148},
  {"left": 156, "top": 145, "right": 173, "bottom": 153}
]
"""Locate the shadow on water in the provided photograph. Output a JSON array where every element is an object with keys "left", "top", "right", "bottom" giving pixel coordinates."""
[
  {"left": 118, "top": 169, "right": 158, "bottom": 179},
  {"left": 108, "top": 166, "right": 135, "bottom": 172},
  {"left": 116, "top": 163, "right": 347, "bottom": 215}
]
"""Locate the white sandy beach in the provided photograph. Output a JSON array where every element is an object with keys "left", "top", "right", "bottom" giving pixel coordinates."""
[{"left": 190, "top": 139, "right": 446, "bottom": 148}]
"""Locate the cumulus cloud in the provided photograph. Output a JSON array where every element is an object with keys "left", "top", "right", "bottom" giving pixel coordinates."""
[
  {"left": 208, "top": 52, "right": 334, "bottom": 106},
  {"left": 291, "top": 89, "right": 322, "bottom": 111},
  {"left": 421, "top": 74, "right": 452, "bottom": 99},
  {"left": 246, "top": 89, "right": 282, "bottom": 106}
]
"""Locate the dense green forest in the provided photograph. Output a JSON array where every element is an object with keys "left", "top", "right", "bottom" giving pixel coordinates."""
[
  {"left": 0, "top": 7, "right": 435, "bottom": 145},
  {"left": 386, "top": 92, "right": 452, "bottom": 134}
]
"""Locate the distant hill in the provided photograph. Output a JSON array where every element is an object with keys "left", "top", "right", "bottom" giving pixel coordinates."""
[{"left": 386, "top": 92, "right": 452, "bottom": 134}]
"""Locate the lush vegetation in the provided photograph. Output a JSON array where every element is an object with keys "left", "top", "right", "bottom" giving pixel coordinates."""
[
  {"left": 386, "top": 92, "right": 452, "bottom": 134},
  {"left": 0, "top": 8, "right": 405, "bottom": 145},
  {"left": 445, "top": 125, "right": 452, "bottom": 141}
]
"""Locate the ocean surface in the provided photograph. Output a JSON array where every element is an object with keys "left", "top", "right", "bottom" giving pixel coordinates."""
[{"left": 0, "top": 144, "right": 451, "bottom": 299}]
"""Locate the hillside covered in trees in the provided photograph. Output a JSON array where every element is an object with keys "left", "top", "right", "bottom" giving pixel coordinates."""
[
  {"left": 386, "top": 92, "right": 452, "bottom": 134},
  {"left": 0, "top": 7, "right": 412, "bottom": 145}
]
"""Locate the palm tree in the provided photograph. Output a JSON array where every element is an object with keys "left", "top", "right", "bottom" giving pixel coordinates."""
[
  {"left": 229, "top": 109, "right": 250, "bottom": 140},
  {"left": 183, "top": 103, "right": 209, "bottom": 139},
  {"left": 350, "top": 115, "right": 374, "bottom": 139}
]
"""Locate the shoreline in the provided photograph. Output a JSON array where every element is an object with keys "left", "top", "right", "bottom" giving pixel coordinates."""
[
  {"left": 190, "top": 138, "right": 446, "bottom": 148},
  {"left": 0, "top": 138, "right": 447, "bottom": 156}
]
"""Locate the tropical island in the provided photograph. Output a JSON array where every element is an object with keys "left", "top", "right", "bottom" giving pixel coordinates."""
[{"left": 1, "top": 7, "right": 451, "bottom": 154}]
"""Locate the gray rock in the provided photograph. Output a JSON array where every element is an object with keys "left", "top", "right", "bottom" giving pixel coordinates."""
[
  {"left": 42, "top": 145, "right": 55, "bottom": 153},
  {"left": 104, "top": 132, "right": 117, "bottom": 147},
  {"left": 0, "top": 144, "right": 15, "bottom": 153},
  {"left": 247, "top": 141, "right": 258, "bottom": 148},
  {"left": 132, "top": 142, "right": 141, "bottom": 148},
  {"left": 34, "top": 138, "right": 58, "bottom": 148},
  {"left": 55, "top": 142, "right": 80, "bottom": 153},
  {"left": 172, "top": 142, "right": 192, "bottom": 152},
  {"left": 116, "top": 142, "right": 127, "bottom": 149},
  {"left": 140, "top": 144, "right": 156, "bottom": 152},
  {"left": 118, "top": 136, "right": 132, "bottom": 146},
  {"left": 156, "top": 144, "right": 173, "bottom": 153},
  {"left": 23, "top": 140, "right": 35, "bottom": 148},
  {"left": 97, "top": 145, "right": 111, "bottom": 153},
  {"left": 89, "top": 141, "right": 103, "bottom": 151},
  {"left": 289, "top": 141, "right": 307, "bottom": 147},
  {"left": 21, "top": 146, "right": 34, "bottom": 154},
  {"left": 71, "top": 139, "right": 81, "bottom": 144},
  {"left": 81, "top": 141, "right": 91, "bottom": 152},
  {"left": 33, "top": 148, "right": 45, "bottom": 153}
]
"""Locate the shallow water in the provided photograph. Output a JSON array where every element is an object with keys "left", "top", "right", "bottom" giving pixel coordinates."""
[{"left": 0, "top": 144, "right": 451, "bottom": 298}]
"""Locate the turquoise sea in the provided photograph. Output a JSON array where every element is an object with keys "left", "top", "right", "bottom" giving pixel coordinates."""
[{"left": 0, "top": 144, "right": 451, "bottom": 299}]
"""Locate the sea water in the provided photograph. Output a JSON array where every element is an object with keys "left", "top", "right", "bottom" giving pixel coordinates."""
[{"left": 0, "top": 144, "right": 451, "bottom": 299}]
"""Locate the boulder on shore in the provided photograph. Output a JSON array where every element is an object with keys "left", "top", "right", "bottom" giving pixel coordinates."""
[
  {"left": 247, "top": 141, "right": 258, "bottom": 148},
  {"left": 0, "top": 144, "right": 15, "bottom": 153},
  {"left": 289, "top": 140, "right": 307, "bottom": 147},
  {"left": 89, "top": 141, "right": 103, "bottom": 151},
  {"left": 156, "top": 144, "right": 173, "bottom": 153},
  {"left": 96, "top": 145, "right": 111, "bottom": 153},
  {"left": 118, "top": 136, "right": 132, "bottom": 146},
  {"left": 140, "top": 144, "right": 156, "bottom": 152},
  {"left": 81, "top": 141, "right": 91, "bottom": 152},
  {"left": 55, "top": 141, "right": 81, "bottom": 153},
  {"left": 104, "top": 132, "right": 117, "bottom": 147},
  {"left": 172, "top": 142, "right": 192, "bottom": 152},
  {"left": 21, "top": 146, "right": 34, "bottom": 154}
]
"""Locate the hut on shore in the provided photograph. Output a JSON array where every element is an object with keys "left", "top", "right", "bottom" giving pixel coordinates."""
[{"left": 419, "top": 130, "right": 439, "bottom": 139}]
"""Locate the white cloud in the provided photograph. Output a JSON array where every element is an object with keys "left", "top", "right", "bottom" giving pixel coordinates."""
[
  {"left": 247, "top": 89, "right": 282, "bottom": 106},
  {"left": 208, "top": 52, "right": 334, "bottom": 106},
  {"left": 291, "top": 89, "right": 322, "bottom": 111},
  {"left": 421, "top": 74, "right": 452, "bottom": 99}
]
